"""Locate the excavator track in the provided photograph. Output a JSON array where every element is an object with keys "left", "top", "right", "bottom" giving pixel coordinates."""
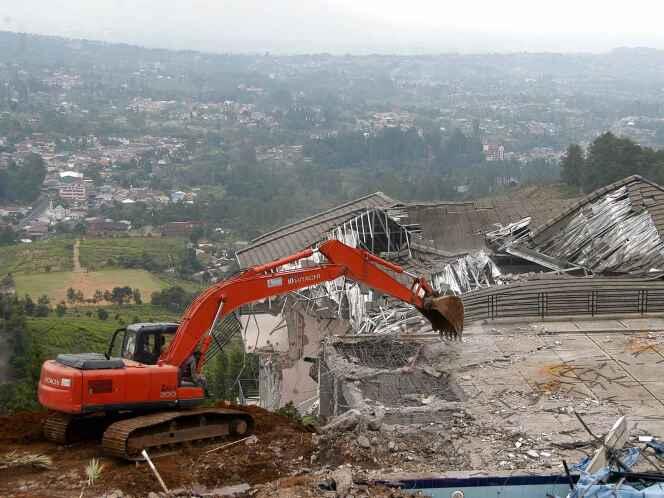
[
  {"left": 43, "top": 411, "right": 118, "bottom": 444},
  {"left": 102, "top": 408, "right": 254, "bottom": 460},
  {"left": 43, "top": 412, "right": 72, "bottom": 444}
]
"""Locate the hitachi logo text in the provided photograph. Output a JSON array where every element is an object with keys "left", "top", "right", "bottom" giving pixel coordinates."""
[{"left": 287, "top": 274, "right": 321, "bottom": 286}]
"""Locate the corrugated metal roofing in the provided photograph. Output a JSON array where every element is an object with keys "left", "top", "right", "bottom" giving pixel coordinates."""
[
  {"left": 405, "top": 193, "right": 576, "bottom": 254},
  {"left": 235, "top": 192, "right": 397, "bottom": 268},
  {"left": 530, "top": 175, "right": 664, "bottom": 244}
]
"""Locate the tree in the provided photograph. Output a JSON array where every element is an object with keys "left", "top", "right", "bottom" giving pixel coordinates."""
[
  {"left": 190, "top": 226, "right": 205, "bottom": 244},
  {"left": 97, "top": 308, "right": 109, "bottom": 321},
  {"left": 132, "top": 288, "right": 142, "bottom": 305},
  {"left": 34, "top": 302, "right": 49, "bottom": 317},
  {"left": 35, "top": 295, "right": 50, "bottom": 317},
  {"left": 560, "top": 144, "right": 585, "bottom": 188},
  {"left": 110, "top": 286, "right": 133, "bottom": 306},
  {"left": 55, "top": 302, "right": 67, "bottom": 317},
  {"left": 1, "top": 273, "right": 14, "bottom": 289},
  {"left": 0, "top": 226, "right": 16, "bottom": 246},
  {"left": 103, "top": 290, "right": 112, "bottom": 302},
  {"left": 93, "top": 289, "right": 104, "bottom": 304},
  {"left": 178, "top": 247, "right": 203, "bottom": 276},
  {"left": 75, "top": 290, "right": 84, "bottom": 303},
  {"left": 584, "top": 132, "right": 656, "bottom": 191},
  {"left": 66, "top": 287, "right": 77, "bottom": 304},
  {"left": 0, "top": 153, "right": 46, "bottom": 203},
  {"left": 151, "top": 286, "right": 192, "bottom": 313},
  {"left": 23, "top": 295, "right": 35, "bottom": 316}
]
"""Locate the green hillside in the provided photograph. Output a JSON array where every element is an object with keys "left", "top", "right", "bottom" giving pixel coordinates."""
[
  {"left": 0, "top": 239, "right": 74, "bottom": 274},
  {"left": 78, "top": 237, "right": 186, "bottom": 271},
  {"left": 27, "top": 304, "right": 180, "bottom": 358}
]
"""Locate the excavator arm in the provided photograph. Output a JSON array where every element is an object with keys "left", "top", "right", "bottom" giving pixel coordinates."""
[{"left": 160, "top": 239, "right": 464, "bottom": 369}]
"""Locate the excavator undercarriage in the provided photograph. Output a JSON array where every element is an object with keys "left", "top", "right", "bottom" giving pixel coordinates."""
[{"left": 44, "top": 408, "right": 254, "bottom": 460}]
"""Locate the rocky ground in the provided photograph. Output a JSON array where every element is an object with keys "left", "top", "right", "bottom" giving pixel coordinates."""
[
  {"left": 7, "top": 319, "right": 661, "bottom": 497},
  {"left": 0, "top": 400, "right": 597, "bottom": 498}
]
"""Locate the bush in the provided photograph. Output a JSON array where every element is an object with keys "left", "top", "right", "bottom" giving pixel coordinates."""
[
  {"left": 275, "top": 401, "right": 302, "bottom": 424},
  {"left": 55, "top": 303, "right": 66, "bottom": 317},
  {"left": 97, "top": 308, "right": 109, "bottom": 321},
  {"left": 151, "top": 286, "right": 194, "bottom": 313}
]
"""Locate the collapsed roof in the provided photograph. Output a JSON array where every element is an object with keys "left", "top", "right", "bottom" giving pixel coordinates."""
[
  {"left": 235, "top": 191, "right": 397, "bottom": 268},
  {"left": 406, "top": 186, "right": 576, "bottom": 254},
  {"left": 499, "top": 175, "right": 664, "bottom": 275}
]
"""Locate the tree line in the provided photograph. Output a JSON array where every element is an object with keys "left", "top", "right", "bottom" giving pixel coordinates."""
[
  {"left": 561, "top": 132, "right": 664, "bottom": 192},
  {"left": 0, "top": 153, "right": 46, "bottom": 204},
  {"left": 65, "top": 286, "right": 142, "bottom": 306}
]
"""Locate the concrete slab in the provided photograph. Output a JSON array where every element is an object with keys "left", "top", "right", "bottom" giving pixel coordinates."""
[
  {"left": 620, "top": 318, "right": 664, "bottom": 330},
  {"left": 573, "top": 319, "right": 627, "bottom": 331},
  {"left": 317, "top": 314, "right": 664, "bottom": 474},
  {"left": 540, "top": 321, "right": 579, "bottom": 332},
  {"left": 457, "top": 317, "right": 664, "bottom": 444}
]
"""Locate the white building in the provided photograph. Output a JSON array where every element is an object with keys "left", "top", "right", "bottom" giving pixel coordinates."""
[{"left": 58, "top": 183, "right": 87, "bottom": 202}]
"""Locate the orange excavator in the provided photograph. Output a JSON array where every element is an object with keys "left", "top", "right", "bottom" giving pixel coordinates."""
[{"left": 38, "top": 239, "right": 463, "bottom": 459}]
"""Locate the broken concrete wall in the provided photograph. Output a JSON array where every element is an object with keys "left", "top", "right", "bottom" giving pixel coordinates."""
[
  {"left": 258, "top": 354, "right": 281, "bottom": 411},
  {"left": 255, "top": 299, "right": 350, "bottom": 413},
  {"left": 319, "top": 336, "right": 464, "bottom": 424},
  {"left": 242, "top": 313, "right": 290, "bottom": 353}
]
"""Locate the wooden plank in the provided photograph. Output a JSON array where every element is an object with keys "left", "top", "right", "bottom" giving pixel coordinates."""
[{"left": 586, "top": 416, "right": 629, "bottom": 474}]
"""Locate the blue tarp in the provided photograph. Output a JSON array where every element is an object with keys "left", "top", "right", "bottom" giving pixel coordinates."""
[
  {"left": 647, "top": 440, "right": 664, "bottom": 458},
  {"left": 566, "top": 445, "right": 664, "bottom": 498}
]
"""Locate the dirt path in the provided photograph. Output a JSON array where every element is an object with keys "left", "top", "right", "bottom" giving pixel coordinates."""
[{"left": 72, "top": 239, "right": 85, "bottom": 273}]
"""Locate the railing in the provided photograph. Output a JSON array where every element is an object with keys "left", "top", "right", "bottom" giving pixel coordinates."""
[
  {"left": 237, "top": 378, "right": 260, "bottom": 405},
  {"left": 464, "top": 280, "right": 664, "bottom": 323}
]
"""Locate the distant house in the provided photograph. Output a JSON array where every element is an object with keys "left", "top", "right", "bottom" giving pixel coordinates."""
[
  {"left": 161, "top": 221, "right": 200, "bottom": 237},
  {"left": 86, "top": 217, "right": 131, "bottom": 236},
  {"left": 483, "top": 143, "right": 505, "bottom": 161},
  {"left": 59, "top": 171, "right": 84, "bottom": 182},
  {"left": 0, "top": 206, "right": 29, "bottom": 218},
  {"left": 59, "top": 183, "right": 87, "bottom": 202},
  {"left": 22, "top": 222, "right": 49, "bottom": 239}
]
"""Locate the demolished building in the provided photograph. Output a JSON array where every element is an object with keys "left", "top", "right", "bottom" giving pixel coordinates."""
[{"left": 229, "top": 176, "right": 664, "bottom": 419}]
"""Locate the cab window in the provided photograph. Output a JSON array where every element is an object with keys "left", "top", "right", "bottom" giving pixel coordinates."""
[{"left": 122, "top": 330, "right": 137, "bottom": 360}]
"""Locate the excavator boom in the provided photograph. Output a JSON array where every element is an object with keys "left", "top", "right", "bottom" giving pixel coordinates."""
[{"left": 162, "top": 239, "right": 464, "bottom": 368}]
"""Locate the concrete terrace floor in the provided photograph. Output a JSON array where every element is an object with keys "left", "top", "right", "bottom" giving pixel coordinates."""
[{"left": 458, "top": 316, "right": 664, "bottom": 450}]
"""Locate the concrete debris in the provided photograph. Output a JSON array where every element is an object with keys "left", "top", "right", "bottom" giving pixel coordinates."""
[
  {"left": 203, "top": 483, "right": 252, "bottom": 496},
  {"left": 422, "top": 365, "right": 442, "bottom": 378},
  {"left": 357, "top": 435, "right": 371, "bottom": 449},
  {"left": 320, "top": 409, "right": 362, "bottom": 433},
  {"left": 430, "top": 250, "right": 503, "bottom": 295},
  {"left": 330, "top": 466, "right": 353, "bottom": 496}
]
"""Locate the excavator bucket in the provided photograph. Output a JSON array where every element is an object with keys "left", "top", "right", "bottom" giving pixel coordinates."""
[{"left": 419, "top": 295, "right": 465, "bottom": 340}]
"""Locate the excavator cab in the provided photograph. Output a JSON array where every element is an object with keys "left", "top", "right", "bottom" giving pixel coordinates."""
[{"left": 107, "top": 323, "right": 179, "bottom": 365}]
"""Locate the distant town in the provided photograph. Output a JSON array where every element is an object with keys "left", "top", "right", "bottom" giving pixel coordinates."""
[{"left": 1, "top": 33, "right": 664, "bottom": 261}]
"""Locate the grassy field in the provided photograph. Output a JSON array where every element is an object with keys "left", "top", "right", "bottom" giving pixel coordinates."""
[
  {"left": 15, "top": 269, "right": 176, "bottom": 302},
  {"left": 79, "top": 237, "right": 186, "bottom": 270},
  {"left": 0, "top": 239, "right": 74, "bottom": 274},
  {"left": 26, "top": 304, "right": 180, "bottom": 358}
]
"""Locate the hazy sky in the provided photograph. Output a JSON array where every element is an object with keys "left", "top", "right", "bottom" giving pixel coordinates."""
[{"left": 2, "top": 0, "right": 664, "bottom": 54}]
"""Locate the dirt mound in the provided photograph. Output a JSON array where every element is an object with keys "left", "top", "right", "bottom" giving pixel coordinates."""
[
  {"left": 0, "top": 405, "right": 314, "bottom": 497},
  {"left": 0, "top": 411, "right": 48, "bottom": 443},
  {"left": 217, "top": 402, "right": 313, "bottom": 435}
]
